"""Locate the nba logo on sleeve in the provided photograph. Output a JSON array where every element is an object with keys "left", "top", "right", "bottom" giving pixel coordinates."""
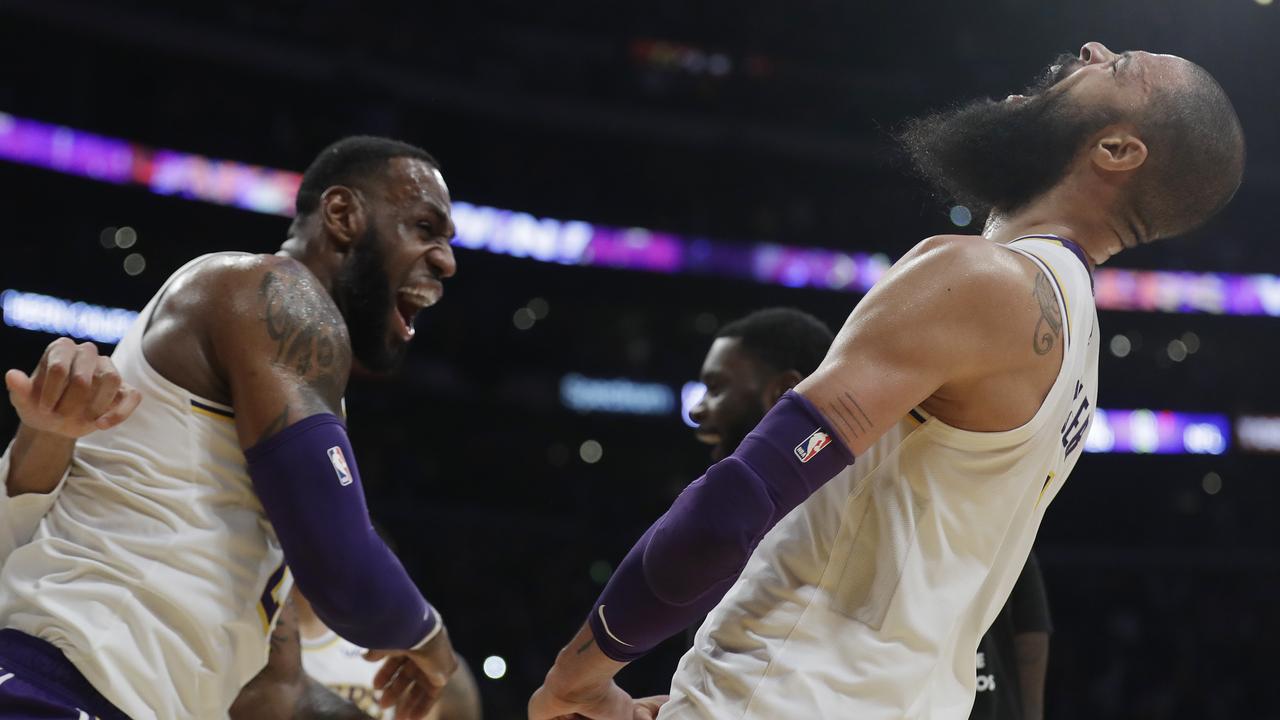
[
  {"left": 327, "top": 446, "right": 353, "bottom": 486},
  {"left": 794, "top": 429, "right": 832, "bottom": 463}
]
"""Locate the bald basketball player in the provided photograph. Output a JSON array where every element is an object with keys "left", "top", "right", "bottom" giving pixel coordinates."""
[
  {"left": 0, "top": 136, "right": 460, "bottom": 719},
  {"left": 530, "top": 42, "right": 1244, "bottom": 719}
]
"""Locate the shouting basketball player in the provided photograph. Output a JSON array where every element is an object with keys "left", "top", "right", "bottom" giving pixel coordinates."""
[
  {"left": 529, "top": 42, "right": 1244, "bottom": 719},
  {"left": 0, "top": 137, "right": 460, "bottom": 719}
]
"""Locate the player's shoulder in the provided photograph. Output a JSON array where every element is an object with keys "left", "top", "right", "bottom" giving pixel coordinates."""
[
  {"left": 181, "top": 253, "right": 351, "bottom": 357},
  {"left": 892, "top": 235, "right": 1034, "bottom": 308},
  {"left": 183, "top": 254, "right": 343, "bottom": 324},
  {"left": 904, "top": 234, "right": 1029, "bottom": 281}
]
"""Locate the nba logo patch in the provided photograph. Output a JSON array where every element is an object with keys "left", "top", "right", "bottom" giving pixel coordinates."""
[
  {"left": 327, "top": 446, "right": 353, "bottom": 486},
  {"left": 794, "top": 429, "right": 832, "bottom": 463}
]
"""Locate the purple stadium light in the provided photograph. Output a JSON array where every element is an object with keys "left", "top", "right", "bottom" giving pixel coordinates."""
[
  {"left": 2, "top": 111, "right": 1279, "bottom": 314},
  {"left": 1085, "top": 409, "right": 1230, "bottom": 455}
]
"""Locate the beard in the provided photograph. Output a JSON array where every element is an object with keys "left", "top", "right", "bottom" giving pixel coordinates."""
[
  {"left": 898, "top": 53, "right": 1121, "bottom": 216},
  {"left": 332, "top": 225, "right": 406, "bottom": 374}
]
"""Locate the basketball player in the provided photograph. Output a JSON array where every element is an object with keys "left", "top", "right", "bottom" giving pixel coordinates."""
[
  {"left": 294, "top": 588, "right": 483, "bottom": 720},
  {"left": 2, "top": 340, "right": 376, "bottom": 718},
  {"left": 0, "top": 136, "right": 461, "bottom": 719},
  {"left": 690, "top": 309, "right": 1052, "bottom": 720},
  {"left": 529, "top": 42, "right": 1244, "bottom": 719}
]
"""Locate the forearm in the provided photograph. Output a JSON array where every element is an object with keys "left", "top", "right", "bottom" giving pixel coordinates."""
[
  {"left": 0, "top": 429, "right": 74, "bottom": 560},
  {"left": 5, "top": 424, "right": 74, "bottom": 496},
  {"left": 545, "top": 623, "right": 631, "bottom": 700},
  {"left": 246, "top": 414, "right": 436, "bottom": 650},
  {"left": 1014, "top": 631, "right": 1049, "bottom": 720},
  {"left": 587, "top": 391, "right": 852, "bottom": 661}
]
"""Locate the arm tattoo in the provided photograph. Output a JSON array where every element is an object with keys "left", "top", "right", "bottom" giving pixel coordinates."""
[
  {"left": 255, "top": 269, "right": 351, "bottom": 442},
  {"left": 575, "top": 638, "right": 596, "bottom": 655},
  {"left": 257, "top": 406, "right": 291, "bottom": 446},
  {"left": 1031, "top": 271, "right": 1063, "bottom": 356},
  {"left": 822, "top": 391, "right": 874, "bottom": 442}
]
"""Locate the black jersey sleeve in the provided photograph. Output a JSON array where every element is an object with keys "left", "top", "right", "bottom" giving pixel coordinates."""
[{"left": 1009, "top": 551, "right": 1053, "bottom": 635}]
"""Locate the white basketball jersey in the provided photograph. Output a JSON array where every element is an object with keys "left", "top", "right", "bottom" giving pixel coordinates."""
[
  {"left": 302, "top": 631, "right": 390, "bottom": 719},
  {"left": 661, "top": 237, "right": 1099, "bottom": 720},
  {"left": 0, "top": 254, "right": 294, "bottom": 719}
]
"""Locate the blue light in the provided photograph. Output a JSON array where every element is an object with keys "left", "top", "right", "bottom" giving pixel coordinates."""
[
  {"left": 2, "top": 289, "right": 138, "bottom": 344},
  {"left": 560, "top": 374, "right": 675, "bottom": 416},
  {"left": 681, "top": 381, "right": 707, "bottom": 428}
]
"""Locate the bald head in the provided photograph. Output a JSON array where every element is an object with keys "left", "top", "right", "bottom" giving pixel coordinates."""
[{"left": 1126, "top": 60, "right": 1245, "bottom": 240}]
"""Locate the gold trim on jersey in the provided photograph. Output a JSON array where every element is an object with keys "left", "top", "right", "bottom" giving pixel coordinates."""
[
  {"left": 1036, "top": 471, "right": 1057, "bottom": 508},
  {"left": 302, "top": 633, "right": 343, "bottom": 653},
  {"left": 189, "top": 399, "right": 235, "bottom": 422}
]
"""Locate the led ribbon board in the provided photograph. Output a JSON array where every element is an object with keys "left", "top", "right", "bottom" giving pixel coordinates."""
[{"left": 3, "top": 112, "right": 1279, "bottom": 315}]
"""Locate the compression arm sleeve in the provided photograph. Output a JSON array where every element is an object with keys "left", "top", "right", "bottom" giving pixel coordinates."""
[
  {"left": 245, "top": 414, "right": 439, "bottom": 650},
  {"left": 0, "top": 440, "right": 69, "bottom": 562},
  {"left": 588, "top": 391, "right": 854, "bottom": 661}
]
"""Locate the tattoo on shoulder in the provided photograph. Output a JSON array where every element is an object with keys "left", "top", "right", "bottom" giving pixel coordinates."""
[
  {"left": 1032, "top": 271, "right": 1063, "bottom": 356},
  {"left": 255, "top": 268, "right": 351, "bottom": 437}
]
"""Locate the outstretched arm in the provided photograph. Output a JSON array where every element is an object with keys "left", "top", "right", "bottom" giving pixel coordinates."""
[{"left": 531, "top": 237, "right": 1048, "bottom": 719}]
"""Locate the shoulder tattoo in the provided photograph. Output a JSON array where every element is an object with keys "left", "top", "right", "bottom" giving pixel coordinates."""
[
  {"left": 255, "top": 267, "right": 351, "bottom": 438},
  {"left": 1031, "top": 271, "right": 1063, "bottom": 356}
]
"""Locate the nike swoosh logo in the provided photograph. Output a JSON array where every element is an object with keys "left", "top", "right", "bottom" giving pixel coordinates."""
[{"left": 597, "top": 605, "right": 634, "bottom": 647}]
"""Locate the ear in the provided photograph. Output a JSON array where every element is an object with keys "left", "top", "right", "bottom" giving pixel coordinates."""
[
  {"left": 318, "top": 186, "right": 366, "bottom": 252},
  {"left": 761, "top": 369, "right": 805, "bottom": 407},
  {"left": 1091, "top": 128, "right": 1148, "bottom": 173}
]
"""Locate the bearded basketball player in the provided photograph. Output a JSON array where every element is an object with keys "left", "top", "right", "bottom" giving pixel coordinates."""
[{"left": 530, "top": 42, "right": 1244, "bottom": 720}]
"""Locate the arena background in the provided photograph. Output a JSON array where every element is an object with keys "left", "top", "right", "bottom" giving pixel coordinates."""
[{"left": 2, "top": 1, "right": 1280, "bottom": 717}]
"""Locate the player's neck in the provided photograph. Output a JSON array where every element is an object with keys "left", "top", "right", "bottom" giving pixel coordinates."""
[
  {"left": 278, "top": 235, "right": 340, "bottom": 295},
  {"left": 982, "top": 179, "right": 1132, "bottom": 269}
]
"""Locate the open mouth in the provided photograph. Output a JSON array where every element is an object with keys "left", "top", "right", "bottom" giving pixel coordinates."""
[{"left": 392, "top": 283, "right": 441, "bottom": 341}]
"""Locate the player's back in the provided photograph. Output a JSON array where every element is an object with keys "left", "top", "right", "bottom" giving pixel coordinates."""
[
  {"left": 0, "top": 254, "right": 292, "bottom": 719},
  {"left": 662, "top": 237, "right": 1098, "bottom": 719}
]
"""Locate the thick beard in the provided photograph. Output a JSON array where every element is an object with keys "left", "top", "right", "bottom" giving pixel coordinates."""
[
  {"left": 333, "top": 225, "right": 406, "bottom": 374},
  {"left": 897, "top": 55, "right": 1119, "bottom": 216}
]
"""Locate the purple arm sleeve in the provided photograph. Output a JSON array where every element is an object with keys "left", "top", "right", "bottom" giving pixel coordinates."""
[
  {"left": 588, "top": 391, "right": 854, "bottom": 661},
  {"left": 245, "top": 413, "right": 438, "bottom": 650}
]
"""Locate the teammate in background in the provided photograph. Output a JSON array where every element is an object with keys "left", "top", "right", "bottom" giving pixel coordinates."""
[
  {"left": 530, "top": 42, "right": 1244, "bottom": 719},
  {"left": 689, "top": 309, "right": 1053, "bottom": 720},
  {"left": 295, "top": 588, "right": 483, "bottom": 720},
  {"left": 0, "top": 136, "right": 460, "bottom": 719}
]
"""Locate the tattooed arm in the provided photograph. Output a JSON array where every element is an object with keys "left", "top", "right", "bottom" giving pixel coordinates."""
[
  {"left": 795, "top": 235, "right": 1065, "bottom": 453},
  {"left": 209, "top": 256, "right": 350, "bottom": 448},
  {"left": 230, "top": 599, "right": 369, "bottom": 720}
]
